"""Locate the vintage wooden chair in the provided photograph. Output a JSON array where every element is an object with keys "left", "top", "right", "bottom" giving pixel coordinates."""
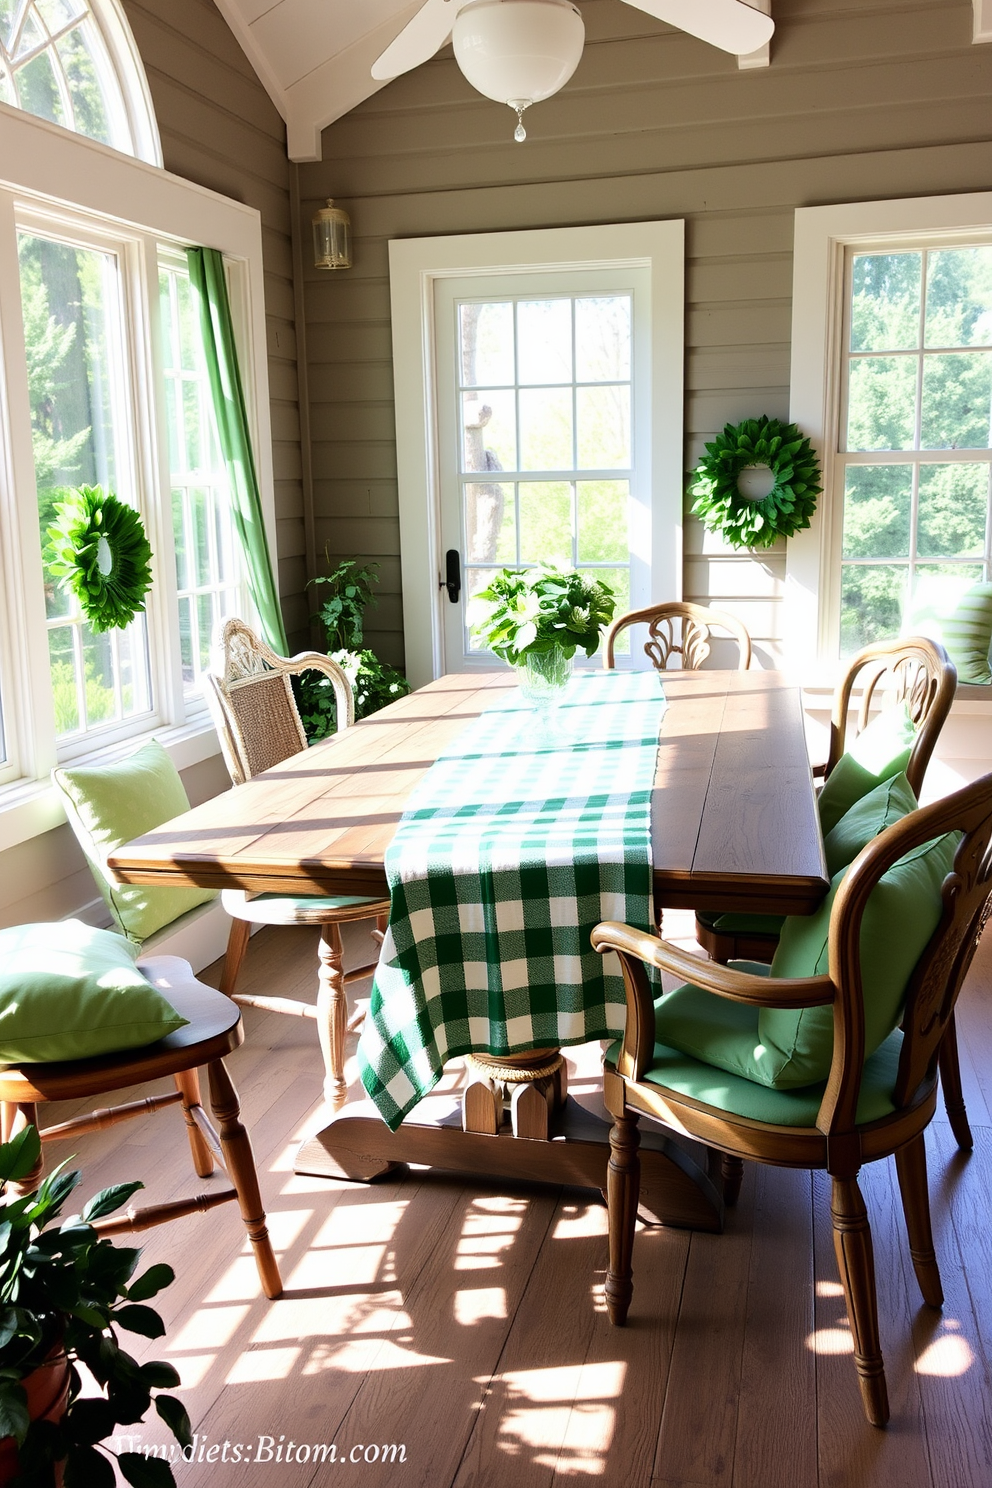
[
  {"left": 0, "top": 955, "right": 282, "bottom": 1299},
  {"left": 603, "top": 600, "right": 752, "bottom": 672},
  {"left": 204, "top": 618, "right": 390, "bottom": 1105},
  {"left": 592, "top": 772, "right": 992, "bottom": 1426},
  {"left": 694, "top": 635, "right": 969, "bottom": 1147}
]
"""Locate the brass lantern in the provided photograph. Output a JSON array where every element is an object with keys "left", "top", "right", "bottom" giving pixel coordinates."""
[{"left": 312, "top": 199, "right": 352, "bottom": 270}]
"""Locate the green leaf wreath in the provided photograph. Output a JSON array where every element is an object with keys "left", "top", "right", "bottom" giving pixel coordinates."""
[
  {"left": 46, "top": 485, "right": 153, "bottom": 633},
  {"left": 689, "top": 416, "right": 822, "bottom": 550}
]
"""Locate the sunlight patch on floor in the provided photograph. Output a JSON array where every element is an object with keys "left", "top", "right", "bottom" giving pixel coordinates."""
[
  {"left": 454, "top": 1286, "right": 507, "bottom": 1325},
  {"left": 553, "top": 1203, "right": 608, "bottom": 1240},
  {"left": 806, "top": 1325, "right": 854, "bottom": 1355},
  {"left": 493, "top": 1363, "right": 623, "bottom": 1471},
  {"left": 168, "top": 1303, "right": 251, "bottom": 1353},
  {"left": 915, "top": 1329, "right": 974, "bottom": 1377},
  {"left": 815, "top": 1280, "right": 845, "bottom": 1298},
  {"left": 226, "top": 1345, "right": 303, "bottom": 1383}
]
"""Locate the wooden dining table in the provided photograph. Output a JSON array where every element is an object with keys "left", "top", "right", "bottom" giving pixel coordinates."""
[{"left": 109, "top": 668, "right": 828, "bottom": 1232}]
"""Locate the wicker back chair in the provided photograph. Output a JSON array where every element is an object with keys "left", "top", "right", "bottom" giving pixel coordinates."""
[
  {"left": 593, "top": 771, "right": 992, "bottom": 1426},
  {"left": 205, "top": 615, "right": 354, "bottom": 786},
  {"left": 603, "top": 601, "right": 752, "bottom": 672},
  {"left": 205, "top": 618, "right": 390, "bottom": 1106}
]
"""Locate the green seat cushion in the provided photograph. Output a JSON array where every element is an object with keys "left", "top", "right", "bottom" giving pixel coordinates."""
[
  {"left": 0, "top": 921, "right": 188, "bottom": 1063},
  {"left": 701, "top": 773, "right": 917, "bottom": 944},
  {"left": 910, "top": 577, "right": 992, "bottom": 685},
  {"left": 53, "top": 740, "right": 217, "bottom": 946},
  {"left": 607, "top": 999, "right": 902, "bottom": 1127},
  {"left": 817, "top": 701, "right": 917, "bottom": 834}
]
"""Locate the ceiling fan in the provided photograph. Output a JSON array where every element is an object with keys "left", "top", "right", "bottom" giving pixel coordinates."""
[{"left": 372, "top": 0, "right": 774, "bottom": 141}]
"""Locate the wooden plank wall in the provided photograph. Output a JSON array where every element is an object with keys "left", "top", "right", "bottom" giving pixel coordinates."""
[
  {"left": 296, "top": 0, "right": 992, "bottom": 672},
  {"left": 122, "top": 0, "right": 306, "bottom": 643}
]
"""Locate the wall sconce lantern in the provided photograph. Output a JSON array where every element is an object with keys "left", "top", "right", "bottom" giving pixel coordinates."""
[{"left": 312, "top": 199, "right": 352, "bottom": 269}]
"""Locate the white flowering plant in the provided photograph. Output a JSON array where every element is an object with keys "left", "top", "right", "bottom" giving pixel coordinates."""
[{"left": 470, "top": 566, "right": 616, "bottom": 666}]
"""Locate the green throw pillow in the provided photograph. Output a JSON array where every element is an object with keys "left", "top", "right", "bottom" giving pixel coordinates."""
[
  {"left": 53, "top": 740, "right": 217, "bottom": 945},
  {"left": 816, "top": 700, "right": 917, "bottom": 834},
  {"left": 654, "top": 828, "right": 956, "bottom": 1091},
  {"left": 910, "top": 578, "right": 992, "bottom": 685},
  {"left": 0, "top": 921, "right": 188, "bottom": 1063}
]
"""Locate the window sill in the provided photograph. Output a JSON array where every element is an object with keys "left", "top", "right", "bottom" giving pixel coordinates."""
[{"left": 0, "top": 715, "right": 223, "bottom": 854}]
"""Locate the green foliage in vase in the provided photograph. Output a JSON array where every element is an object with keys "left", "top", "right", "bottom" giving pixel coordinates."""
[
  {"left": 469, "top": 565, "right": 616, "bottom": 666},
  {"left": 0, "top": 1125, "right": 190, "bottom": 1488},
  {"left": 295, "top": 558, "right": 412, "bottom": 742}
]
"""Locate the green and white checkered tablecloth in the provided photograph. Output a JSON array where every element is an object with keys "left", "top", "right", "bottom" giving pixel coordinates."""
[{"left": 357, "top": 669, "right": 666, "bottom": 1129}]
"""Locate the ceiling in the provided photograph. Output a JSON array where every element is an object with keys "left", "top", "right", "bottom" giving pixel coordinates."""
[
  {"left": 212, "top": 0, "right": 772, "bottom": 164},
  {"left": 212, "top": 0, "right": 428, "bottom": 161}
]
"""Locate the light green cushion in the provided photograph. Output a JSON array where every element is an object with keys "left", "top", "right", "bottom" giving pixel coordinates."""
[
  {"left": 654, "top": 826, "right": 955, "bottom": 1091},
  {"left": 0, "top": 921, "right": 188, "bottom": 1063},
  {"left": 910, "top": 577, "right": 992, "bottom": 685},
  {"left": 53, "top": 740, "right": 217, "bottom": 946},
  {"left": 816, "top": 701, "right": 917, "bottom": 834},
  {"left": 759, "top": 828, "right": 957, "bottom": 1087},
  {"left": 705, "top": 773, "right": 917, "bottom": 943},
  {"left": 607, "top": 1011, "right": 902, "bottom": 1127}
]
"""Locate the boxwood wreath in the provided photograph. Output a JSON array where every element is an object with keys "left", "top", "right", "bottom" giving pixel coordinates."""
[
  {"left": 689, "top": 416, "right": 822, "bottom": 550},
  {"left": 46, "top": 485, "right": 153, "bottom": 633}
]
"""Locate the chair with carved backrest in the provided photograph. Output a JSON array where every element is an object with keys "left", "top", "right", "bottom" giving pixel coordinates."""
[
  {"left": 694, "top": 635, "right": 969, "bottom": 1147},
  {"left": 204, "top": 617, "right": 391, "bottom": 1106},
  {"left": 603, "top": 600, "right": 752, "bottom": 673},
  {"left": 593, "top": 771, "right": 992, "bottom": 1426}
]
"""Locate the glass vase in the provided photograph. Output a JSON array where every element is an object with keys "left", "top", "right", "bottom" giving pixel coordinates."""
[{"left": 516, "top": 646, "right": 573, "bottom": 710}]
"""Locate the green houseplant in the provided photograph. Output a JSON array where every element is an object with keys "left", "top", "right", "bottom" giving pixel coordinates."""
[
  {"left": 470, "top": 565, "right": 616, "bottom": 702},
  {"left": 296, "top": 557, "right": 411, "bottom": 741},
  {"left": 0, "top": 1125, "right": 191, "bottom": 1488}
]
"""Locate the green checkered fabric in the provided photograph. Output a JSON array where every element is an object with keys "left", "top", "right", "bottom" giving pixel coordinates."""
[{"left": 358, "top": 670, "right": 665, "bottom": 1129}]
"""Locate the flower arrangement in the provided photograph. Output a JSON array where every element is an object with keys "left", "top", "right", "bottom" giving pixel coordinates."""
[{"left": 470, "top": 566, "right": 616, "bottom": 666}]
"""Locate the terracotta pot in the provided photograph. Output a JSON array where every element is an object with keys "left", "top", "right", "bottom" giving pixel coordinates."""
[{"left": 0, "top": 1346, "right": 70, "bottom": 1486}]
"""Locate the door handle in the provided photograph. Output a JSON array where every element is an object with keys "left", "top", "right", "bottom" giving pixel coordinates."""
[{"left": 442, "top": 549, "right": 461, "bottom": 603}]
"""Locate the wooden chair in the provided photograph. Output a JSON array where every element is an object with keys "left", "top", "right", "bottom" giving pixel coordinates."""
[
  {"left": 592, "top": 772, "right": 992, "bottom": 1426},
  {"left": 204, "top": 618, "right": 391, "bottom": 1105},
  {"left": 603, "top": 601, "right": 752, "bottom": 672},
  {"left": 0, "top": 956, "right": 281, "bottom": 1299},
  {"left": 694, "top": 636, "right": 969, "bottom": 1147}
]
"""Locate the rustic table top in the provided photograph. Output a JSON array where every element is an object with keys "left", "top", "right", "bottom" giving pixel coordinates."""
[{"left": 108, "top": 668, "right": 828, "bottom": 916}]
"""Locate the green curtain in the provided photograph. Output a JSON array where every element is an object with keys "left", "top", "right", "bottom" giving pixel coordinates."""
[{"left": 187, "top": 246, "right": 288, "bottom": 654}]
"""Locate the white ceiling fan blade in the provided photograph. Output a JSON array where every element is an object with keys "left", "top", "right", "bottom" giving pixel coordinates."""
[
  {"left": 621, "top": 0, "right": 774, "bottom": 55},
  {"left": 371, "top": 0, "right": 462, "bottom": 81}
]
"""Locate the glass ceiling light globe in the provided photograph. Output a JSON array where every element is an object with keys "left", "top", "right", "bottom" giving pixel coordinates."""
[{"left": 452, "top": 0, "right": 585, "bottom": 142}]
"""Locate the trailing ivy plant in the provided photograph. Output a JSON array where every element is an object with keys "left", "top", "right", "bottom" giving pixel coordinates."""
[
  {"left": 295, "top": 558, "right": 411, "bottom": 742},
  {"left": 0, "top": 1124, "right": 191, "bottom": 1488},
  {"left": 470, "top": 565, "right": 616, "bottom": 666}
]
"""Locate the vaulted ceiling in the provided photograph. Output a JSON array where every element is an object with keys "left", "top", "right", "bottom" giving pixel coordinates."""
[{"left": 212, "top": 0, "right": 426, "bottom": 161}]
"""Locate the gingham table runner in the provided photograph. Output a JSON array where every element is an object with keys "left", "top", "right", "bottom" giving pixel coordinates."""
[{"left": 357, "top": 669, "right": 666, "bottom": 1129}]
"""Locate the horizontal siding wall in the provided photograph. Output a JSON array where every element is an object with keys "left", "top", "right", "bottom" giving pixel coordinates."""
[
  {"left": 298, "top": 0, "right": 992, "bottom": 671},
  {"left": 123, "top": 0, "right": 306, "bottom": 644}
]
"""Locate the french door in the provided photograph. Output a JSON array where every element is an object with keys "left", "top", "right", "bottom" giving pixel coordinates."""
[{"left": 434, "top": 268, "right": 651, "bottom": 672}]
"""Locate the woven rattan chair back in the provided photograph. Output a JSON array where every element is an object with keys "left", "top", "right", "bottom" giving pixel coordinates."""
[
  {"left": 205, "top": 617, "right": 354, "bottom": 786},
  {"left": 825, "top": 636, "right": 956, "bottom": 798},
  {"left": 603, "top": 601, "right": 752, "bottom": 672}
]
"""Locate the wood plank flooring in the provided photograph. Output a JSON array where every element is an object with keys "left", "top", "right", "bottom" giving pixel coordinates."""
[{"left": 39, "top": 912, "right": 992, "bottom": 1488}]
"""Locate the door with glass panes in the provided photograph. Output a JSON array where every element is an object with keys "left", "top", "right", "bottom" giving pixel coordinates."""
[{"left": 434, "top": 268, "right": 651, "bottom": 671}]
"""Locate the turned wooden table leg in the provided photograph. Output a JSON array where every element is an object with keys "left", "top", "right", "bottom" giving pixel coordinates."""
[{"left": 317, "top": 923, "right": 349, "bottom": 1107}]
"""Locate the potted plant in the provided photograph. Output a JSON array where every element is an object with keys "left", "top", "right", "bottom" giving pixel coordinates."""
[
  {"left": 469, "top": 565, "right": 616, "bottom": 705},
  {"left": 296, "top": 557, "right": 411, "bottom": 741},
  {"left": 0, "top": 1124, "right": 191, "bottom": 1487}
]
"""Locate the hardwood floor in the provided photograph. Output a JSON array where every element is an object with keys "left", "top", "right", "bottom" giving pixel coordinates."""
[{"left": 41, "top": 914, "right": 992, "bottom": 1487}]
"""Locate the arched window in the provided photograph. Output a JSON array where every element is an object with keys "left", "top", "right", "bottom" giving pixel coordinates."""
[{"left": 0, "top": 0, "right": 160, "bottom": 164}]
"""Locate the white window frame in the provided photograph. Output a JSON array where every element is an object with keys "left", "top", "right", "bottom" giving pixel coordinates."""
[
  {"left": 389, "top": 222, "right": 685, "bottom": 688},
  {"left": 788, "top": 190, "right": 992, "bottom": 679},
  {"left": 0, "top": 100, "right": 276, "bottom": 851}
]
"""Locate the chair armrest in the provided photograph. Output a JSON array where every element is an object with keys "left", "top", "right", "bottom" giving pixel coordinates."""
[
  {"left": 591, "top": 921, "right": 834, "bottom": 1010},
  {"left": 812, "top": 761, "right": 827, "bottom": 779}
]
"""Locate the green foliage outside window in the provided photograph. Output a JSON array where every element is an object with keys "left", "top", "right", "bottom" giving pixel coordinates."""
[{"left": 841, "top": 245, "right": 992, "bottom": 653}]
